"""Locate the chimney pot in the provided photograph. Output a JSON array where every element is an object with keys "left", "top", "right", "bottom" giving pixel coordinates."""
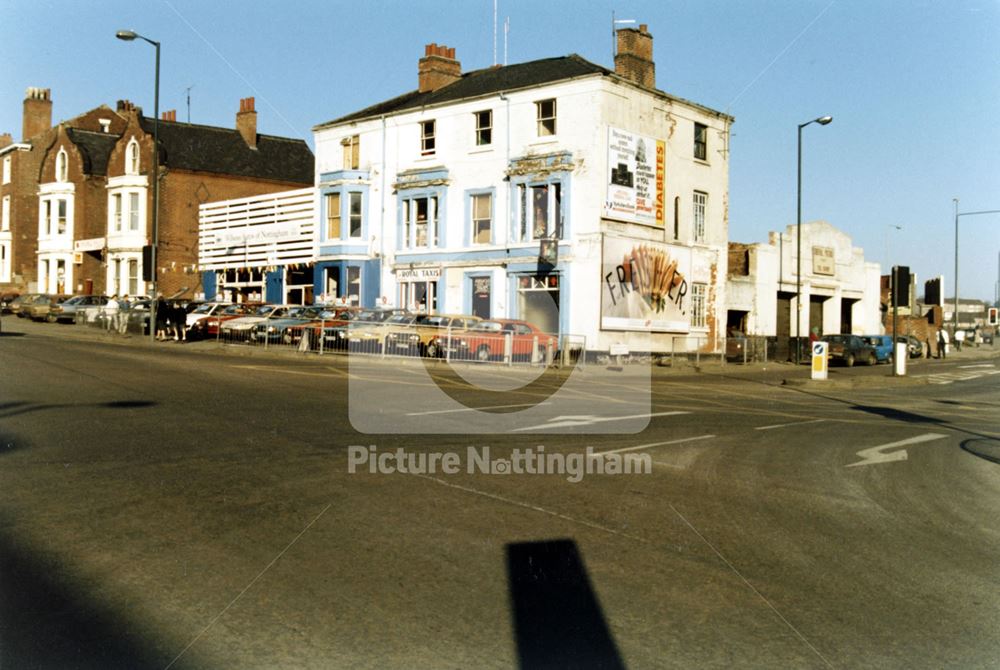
[
  {"left": 418, "top": 43, "right": 462, "bottom": 93},
  {"left": 22, "top": 86, "right": 53, "bottom": 140},
  {"left": 615, "top": 23, "right": 655, "bottom": 89},
  {"left": 236, "top": 96, "right": 258, "bottom": 149}
]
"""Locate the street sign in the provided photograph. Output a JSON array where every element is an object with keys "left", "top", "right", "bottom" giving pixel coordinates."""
[{"left": 811, "top": 341, "right": 828, "bottom": 380}]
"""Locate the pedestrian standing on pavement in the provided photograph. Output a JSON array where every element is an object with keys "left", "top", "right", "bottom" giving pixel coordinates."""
[
  {"left": 925, "top": 336, "right": 931, "bottom": 359},
  {"left": 155, "top": 295, "right": 169, "bottom": 341},
  {"left": 172, "top": 301, "right": 187, "bottom": 341},
  {"left": 954, "top": 328, "right": 964, "bottom": 352},
  {"left": 118, "top": 294, "right": 131, "bottom": 334},
  {"left": 104, "top": 294, "right": 119, "bottom": 332}
]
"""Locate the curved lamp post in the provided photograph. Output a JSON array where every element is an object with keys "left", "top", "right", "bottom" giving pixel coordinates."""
[
  {"left": 116, "top": 29, "right": 160, "bottom": 343},
  {"left": 795, "top": 115, "right": 832, "bottom": 364}
]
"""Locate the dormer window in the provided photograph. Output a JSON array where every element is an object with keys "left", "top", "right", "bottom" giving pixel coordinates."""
[
  {"left": 56, "top": 148, "right": 68, "bottom": 182},
  {"left": 126, "top": 138, "right": 140, "bottom": 175}
]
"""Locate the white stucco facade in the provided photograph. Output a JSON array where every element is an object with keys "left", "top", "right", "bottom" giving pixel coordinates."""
[{"left": 313, "top": 60, "right": 732, "bottom": 353}]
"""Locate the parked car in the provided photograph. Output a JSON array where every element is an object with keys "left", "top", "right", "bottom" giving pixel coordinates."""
[
  {"left": 250, "top": 306, "right": 326, "bottom": 343},
  {"left": 384, "top": 313, "right": 482, "bottom": 358},
  {"left": 725, "top": 328, "right": 749, "bottom": 362},
  {"left": 185, "top": 302, "right": 232, "bottom": 329},
  {"left": 25, "top": 294, "right": 72, "bottom": 321},
  {"left": 285, "top": 306, "right": 363, "bottom": 348},
  {"left": 462, "top": 319, "right": 559, "bottom": 361},
  {"left": 339, "top": 309, "right": 412, "bottom": 352},
  {"left": 862, "top": 335, "right": 894, "bottom": 364},
  {"left": 188, "top": 303, "right": 257, "bottom": 339},
  {"left": 9, "top": 293, "right": 40, "bottom": 318},
  {"left": 49, "top": 295, "right": 108, "bottom": 323},
  {"left": 894, "top": 335, "right": 924, "bottom": 359},
  {"left": 0, "top": 292, "right": 20, "bottom": 313},
  {"left": 219, "top": 305, "right": 295, "bottom": 338},
  {"left": 821, "top": 334, "right": 877, "bottom": 367}
]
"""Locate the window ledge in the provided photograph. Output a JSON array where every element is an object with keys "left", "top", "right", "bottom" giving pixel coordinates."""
[{"left": 468, "top": 146, "right": 495, "bottom": 155}]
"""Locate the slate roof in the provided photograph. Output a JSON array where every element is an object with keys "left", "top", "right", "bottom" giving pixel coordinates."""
[
  {"left": 316, "top": 54, "right": 612, "bottom": 129},
  {"left": 65, "top": 128, "right": 118, "bottom": 176},
  {"left": 139, "top": 118, "right": 314, "bottom": 184}
]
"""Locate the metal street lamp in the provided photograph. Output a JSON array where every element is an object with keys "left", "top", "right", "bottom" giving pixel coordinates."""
[
  {"left": 795, "top": 115, "right": 832, "bottom": 364},
  {"left": 116, "top": 29, "right": 160, "bottom": 343},
  {"left": 952, "top": 199, "right": 1000, "bottom": 333}
]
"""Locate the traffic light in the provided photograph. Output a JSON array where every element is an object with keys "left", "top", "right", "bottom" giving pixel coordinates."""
[
  {"left": 892, "top": 266, "right": 911, "bottom": 307},
  {"left": 142, "top": 245, "right": 154, "bottom": 282},
  {"left": 989, "top": 307, "right": 999, "bottom": 326}
]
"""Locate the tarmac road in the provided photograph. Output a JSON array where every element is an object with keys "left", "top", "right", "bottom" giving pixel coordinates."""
[{"left": 1, "top": 318, "right": 999, "bottom": 669}]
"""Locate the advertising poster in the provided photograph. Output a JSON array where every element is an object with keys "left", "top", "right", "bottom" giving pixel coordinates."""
[
  {"left": 601, "top": 236, "right": 691, "bottom": 332},
  {"left": 604, "top": 127, "right": 665, "bottom": 227}
]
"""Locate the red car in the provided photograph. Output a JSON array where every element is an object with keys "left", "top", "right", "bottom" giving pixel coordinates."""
[
  {"left": 283, "top": 306, "right": 363, "bottom": 347},
  {"left": 188, "top": 303, "right": 257, "bottom": 338},
  {"left": 461, "top": 318, "right": 559, "bottom": 361}
]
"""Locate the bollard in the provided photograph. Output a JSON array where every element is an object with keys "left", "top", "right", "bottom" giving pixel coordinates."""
[{"left": 504, "top": 332, "right": 513, "bottom": 366}]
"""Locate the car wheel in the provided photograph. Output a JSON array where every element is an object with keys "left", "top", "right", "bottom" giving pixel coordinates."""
[
  {"left": 46, "top": 313, "right": 57, "bottom": 323},
  {"left": 845, "top": 353, "right": 855, "bottom": 368},
  {"left": 425, "top": 340, "right": 440, "bottom": 358},
  {"left": 281, "top": 331, "right": 294, "bottom": 345},
  {"left": 867, "top": 352, "right": 877, "bottom": 366},
  {"left": 476, "top": 344, "right": 491, "bottom": 362}
]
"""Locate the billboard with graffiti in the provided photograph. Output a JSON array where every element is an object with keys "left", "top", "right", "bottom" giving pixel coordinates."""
[
  {"left": 604, "top": 127, "right": 665, "bottom": 227},
  {"left": 601, "top": 236, "right": 691, "bottom": 332}
]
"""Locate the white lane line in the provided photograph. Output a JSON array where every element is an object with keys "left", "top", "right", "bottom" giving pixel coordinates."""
[
  {"left": 958, "top": 364, "right": 996, "bottom": 369},
  {"left": 589, "top": 434, "right": 715, "bottom": 457},
  {"left": 406, "top": 402, "right": 549, "bottom": 416},
  {"left": 512, "top": 411, "right": 689, "bottom": 432},
  {"left": 755, "top": 418, "right": 826, "bottom": 431},
  {"left": 846, "top": 433, "right": 948, "bottom": 467}
]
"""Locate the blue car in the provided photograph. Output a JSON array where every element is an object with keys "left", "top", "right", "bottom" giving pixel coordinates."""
[{"left": 862, "top": 335, "right": 894, "bottom": 364}]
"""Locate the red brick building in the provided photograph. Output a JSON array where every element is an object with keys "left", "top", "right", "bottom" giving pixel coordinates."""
[{"left": 2, "top": 89, "right": 313, "bottom": 299}]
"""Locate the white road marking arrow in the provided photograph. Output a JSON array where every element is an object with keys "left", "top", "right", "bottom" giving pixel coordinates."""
[
  {"left": 512, "top": 411, "right": 689, "bottom": 431},
  {"left": 846, "top": 433, "right": 948, "bottom": 467}
]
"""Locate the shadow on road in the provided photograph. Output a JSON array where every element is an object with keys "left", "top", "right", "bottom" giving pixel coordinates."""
[
  {"left": 506, "top": 539, "right": 625, "bottom": 670},
  {"left": 0, "top": 399, "right": 156, "bottom": 421},
  {"left": 0, "top": 521, "right": 196, "bottom": 669}
]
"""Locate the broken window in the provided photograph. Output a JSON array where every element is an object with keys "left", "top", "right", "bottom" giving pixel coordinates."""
[
  {"left": 471, "top": 193, "right": 492, "bottom": 244},
  {"left": 694, "top": 122, "right": 707, "bottom": 161},
  {"left": 421, "top": 120, "right": 436, "bottom": 156},
  {"left": 349, "top": 192, "right": 363, "bottom": 238},
  {"left": 536, "top": 99, "right": 556, "bottom": 136},
  {"left": 475, "top": 110, "right": 492, "bottom": 146}
]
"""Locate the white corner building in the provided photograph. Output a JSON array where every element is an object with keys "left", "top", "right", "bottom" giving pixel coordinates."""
[{"left": 312, "top": 24, "right": 733, "bottom": 355}]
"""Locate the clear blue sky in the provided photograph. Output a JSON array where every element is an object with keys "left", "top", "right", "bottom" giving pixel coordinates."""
[{"left": 3, "top": 0, "right": 998, "bottom": 303}]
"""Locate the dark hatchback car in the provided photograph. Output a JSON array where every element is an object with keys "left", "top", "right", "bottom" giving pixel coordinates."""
[{"left": 821, "top": 334, "right": 877, "bottom": 367}]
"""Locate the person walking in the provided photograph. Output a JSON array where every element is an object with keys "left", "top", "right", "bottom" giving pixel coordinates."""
[
  {"left": 104, "top": 295, "right": 120, "bottom": 332},
  {"left": 937, "top": 328, "right": 947, "bottom": 359}
]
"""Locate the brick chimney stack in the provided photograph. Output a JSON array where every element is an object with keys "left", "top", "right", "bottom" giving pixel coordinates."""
[
  {"left": 22, "top": 87, "right": 52, "bottom": 141},
  {"left": 615, "top": 24, "right": 655, "bottom": 89},
  {"left": 161, "top": 110, "right": 177, "bottom": 122},
  {"left": 0, "top": 133, "right": 12, "bottom": 150},
  {"left": 418, "top": 44, "right": 461, "bottom": 93},
  {"left": 237, "top": 97, "right": 257, "bottom": 149}
]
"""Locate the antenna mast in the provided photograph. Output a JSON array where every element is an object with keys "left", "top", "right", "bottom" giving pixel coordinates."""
[{"left": 185, "top": 85, "right": 194, "bottom": 124}]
